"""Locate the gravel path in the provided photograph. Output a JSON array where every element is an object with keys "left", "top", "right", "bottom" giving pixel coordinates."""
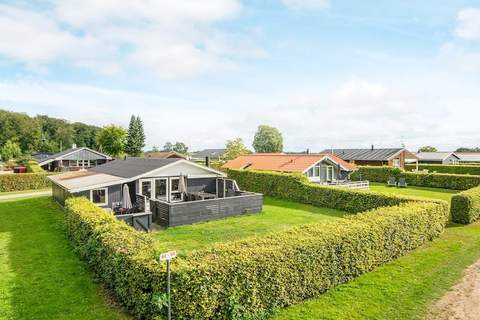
[
  {"left": 0, "top": 191, "right": 51, "bottom": 200},
  {"left": 427, "top": 259, "right": 480, "bottom": 320}
]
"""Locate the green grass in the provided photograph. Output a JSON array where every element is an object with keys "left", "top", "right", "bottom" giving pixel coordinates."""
[
  {"left": 368, "top": 182, "right": 458, "bottom": 201},
  {"left": 272, "top": 221, "right": 480, "bottom": 320},
  {"left": 0, "top": 188, "right": 51, "bottom": 196},
  {"left": 0, "top": 196, "right": 128, "bottom": 320},
  {"left": 154, "top": 197, "right": 346, "bottom": 254}
]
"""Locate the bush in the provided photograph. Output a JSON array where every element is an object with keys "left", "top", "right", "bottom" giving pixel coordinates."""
[
  {"left": 64, "top": 197, "right": 166, "bottom": 319},
  {"left": 174, "top": 201, "right": 449, "bottom": 319},
  {"left": 351, "top": 166, "right": 480, "bottom": 190},
  {"left": 405, "top": 163, "right": 480, "bottom": 175},
  {"left": 64, "top": 196, "right": 448, "bottom": 320},
  {"left": 227, "top": 169, "right": 433, "bottom": 213},
  {"left": 0, "top": 172, "right": 51, "bottom": 192},
  {"left": 451, "top": 186, "right": 480, "bottom": 224},
  {"left": 25, "top": 160, "right": 45, "bottom": 173}
]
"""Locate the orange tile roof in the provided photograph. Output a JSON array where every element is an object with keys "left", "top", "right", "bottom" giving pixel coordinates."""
[{"left": 222, "top": 153, "right": 356, "bottom": 172}]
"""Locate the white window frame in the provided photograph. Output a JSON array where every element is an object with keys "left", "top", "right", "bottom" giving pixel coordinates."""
[
  {"left": 326, "top": 166, "right": 335, "bottom": 181},
  {"left": 169, "top": 177, "right": 183, "bottom": 202},
  {"left": 90, "top": 188, "right": 108, "bottom": 206},
  {"left": 392, "top": 158, "right": 401, "bottom": 167},
  {"left": 154, "top": 178, "right": 168, "bottom": 201},
  {"left": 139, "top": 179, "right": 153, "bottom": 199}
]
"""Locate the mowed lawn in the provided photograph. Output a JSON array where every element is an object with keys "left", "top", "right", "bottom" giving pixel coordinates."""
[
  {"left": 0, "top": 196, "right": 128, "bottom": 320},
  {"left": 272, "top": 221, "right": 480, "bottom": 320},
  {"left": 368, "top": 182, "right": 458, "bottom": 201},
  {"left": 154, "top": 197, "right": 346, "bottom": 254}
]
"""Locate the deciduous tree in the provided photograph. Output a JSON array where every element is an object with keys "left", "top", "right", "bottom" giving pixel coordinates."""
[
  {"left": 252, "top": 125, "right": 283, "bottom": 153},
  {"left": 224, "top": 138, "right": 250, "bottom": 160},
  {"left": 96, "top": 125, "right": 127, "bottom": 157}
]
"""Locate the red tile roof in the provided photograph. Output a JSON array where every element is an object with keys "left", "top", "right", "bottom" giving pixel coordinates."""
[{"left": 222, "top": 153, "right": 356, "bottom": 172}]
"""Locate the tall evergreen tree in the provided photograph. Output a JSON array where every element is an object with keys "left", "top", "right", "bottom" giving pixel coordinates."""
[{"left": 125, "top": 115, "right": 146, "bottom": 157}]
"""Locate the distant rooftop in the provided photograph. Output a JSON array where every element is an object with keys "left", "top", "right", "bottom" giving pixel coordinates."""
[
  {"left": 191, "top": 149, "right": 226, "bottom": 159},
  {"left": 416, "top": 152, "right": 459, "bottom": 161},
  {"left": 320, "top": 148, "right": 407, "bottom": 161}
]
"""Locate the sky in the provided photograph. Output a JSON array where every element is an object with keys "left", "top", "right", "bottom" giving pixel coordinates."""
[{"left": 0, "top": 0, "right": 479, "bottom": 152}]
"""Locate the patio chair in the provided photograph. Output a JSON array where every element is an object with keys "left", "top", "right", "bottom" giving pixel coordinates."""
[
  {"left": 387, "top": 176, "right": 397, "bottom": 187},
  {"left": 398, "top": 177, "right": 408, "bottom": 188}
]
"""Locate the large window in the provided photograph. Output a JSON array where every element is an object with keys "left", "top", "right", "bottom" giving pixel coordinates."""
[
  {"left": 91, "top": 188, "right": 108, "bottom": 206},
  {"left": 392, "top": 159, "right": 401, "bottom": 167},
  {"left": 140, "top": 180, "right": 152, "bottom": 198},
  {"left": 326, "top": 166, "right": 334, "bottom": 181},
  {"left": 155, "top": 178, "right": 167, "bottom": 200},
  {"left": 170, "top": 177, "right": 183, "bottom": 202}
]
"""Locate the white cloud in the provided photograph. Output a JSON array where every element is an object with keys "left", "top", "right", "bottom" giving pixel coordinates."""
[
  {"left": 455, "top": 7, "right": 480, "bottom": 40},
  {"left": 0, "top": 0, "right": 264, "bottom": 79},
  {"left": 439, "top": 43, "right": 480, "bottom": 73},
  {"left": 281, "top": 0, "right": 330, "bottom": 11}
]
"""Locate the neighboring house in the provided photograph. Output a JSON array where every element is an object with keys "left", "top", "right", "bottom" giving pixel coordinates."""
[
  {"left": 37, "top": 147, "right": 111, "bottom": 172},
  {"left": 144, "top": 151, "right": 186, "bottom": 159},
  {"left": 416, "top": 152, "right": 460, "bottom": 165},
  {"left": 191, "top": 149, "right": 226, "bottom": 161},
  {"left": 49, "top": 158, "right": 262, "bottom": 229},
  {"left": 456, "top": 153, "right": 480, "bottom": 164},
  {"left": 321, "top": 147, "right": 418, "bottom": 169},
  {"left": 222, "top": 153, "right": 356, "bottom": 184}
]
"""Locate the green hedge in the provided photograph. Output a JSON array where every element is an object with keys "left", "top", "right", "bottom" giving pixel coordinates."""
[
  {"left": 405, "top": 163, "right": 480, "bottom": 175},
  {"left": 351, "top": 166, "right": 480, "bottom": 190},
  {"left": 25, "top": 160, "right": 46, "bottom": 173},
  {"left": 451, "top": 186, "right": 480, "bottom": 224},
  {"left": 227, "top": 169, "right": 432, "bottom": 213},
  {"left": 64, "top": 198, "right": 166, "bottom": 319},
  {"left": 0, "top": 172, "right": 51, "bottom": 192},
  {"left": 175, "top": 201, "right": 448, "bottom": 319},
  {"left": 64, "top": 196, "right": 448, "bottom": 319}
]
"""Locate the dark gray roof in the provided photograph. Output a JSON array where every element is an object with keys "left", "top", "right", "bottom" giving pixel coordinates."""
[
  {"left": 33, "top": 152, "right": 53, "bottom": 162},
  {"left": 38, "top": 147, "right": 109, "bottom": 164},
  {"left": 191, "top": 149, "right": 226, "bottom": 159},
  {"left": 90, "top": 157, "right": 181, "bottom": 178},
  {"left": 320, "top": 148, "right": 404, "bottom": 161}
]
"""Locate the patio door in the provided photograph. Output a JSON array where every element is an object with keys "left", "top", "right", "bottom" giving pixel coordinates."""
[
  {"left": 326, "top": 166, "right": 334, "bottom": 181},
  {"left": 154, "top": 178, "right": 168, "bottom": 201}
]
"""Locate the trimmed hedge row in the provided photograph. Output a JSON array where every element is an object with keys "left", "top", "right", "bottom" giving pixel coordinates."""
[
  {"left": 64, "top": 198, "right": 166, "bottom": 319},
  {"left": 64, "top": 196, "right": 449, "bottom": 319},
  {"left": 227, "top": 169, "right": 432, "bottom": 213},
  {"left": 351, "top": 166, "right": 480, "bottom": 190},
  {"left": 26, "top": 160, "right": 46, "bottom": 173},
  {"left": 175, "top": 201, "right": 449, "bottom": 319},
  {"left": 405, "top": 163, "right": 480, "bottom": 175},
  {"left": 451, "top": 186, "right": 480, "bottom": 224},
  {"left": 0, "top": 172, "right": 51, "bottom": 192}
]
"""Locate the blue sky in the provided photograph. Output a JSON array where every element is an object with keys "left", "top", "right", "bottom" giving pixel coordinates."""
[{"left": 0, "top": 0, "right": 479, "bottom": 151}]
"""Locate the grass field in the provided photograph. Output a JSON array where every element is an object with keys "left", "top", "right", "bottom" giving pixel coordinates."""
[
  {"left": 154, "top": 197, "right": 346, "bottom": 254},
  {"left": 0, "top": 196, "right": 127, "bottom": 320},
  {"left": 368, "top": 182, "right": 458, "bottom": 201}
]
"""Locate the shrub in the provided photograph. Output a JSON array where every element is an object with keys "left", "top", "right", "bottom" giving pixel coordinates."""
[
  {"left": 64, "top": 197, "right": 166, "bottom": 319},
  {"left": 227, "top": 169, "right": 432, "bottom": 213},
  {"left": 25, "top": 160, "right": 45, "bottom": 173},
  {"left": 351, "top": 166, "right": 480, "bottom": 190},
  {"left": 0, "top": 172, "right": 51, "bottom": 192},
  {"left": 451, "top": 186, "right": 480, "bottom": 224},
  {"left": 405, "top": 163, "right": 480, "bottom": 175},
  {"left": 173, "top": 201, "right": 449, "bottom": 319},
  {"left": 64, "top": 196, "right": 448, "bottom": 320}
]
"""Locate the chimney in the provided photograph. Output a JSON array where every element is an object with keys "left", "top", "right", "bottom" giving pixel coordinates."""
[
  {"left": 205, "top": 156, "right": 210, "bottom": 167},
  {"left": 306, "top": 148, "right": 310, "bottom": 154},
  {"left": 72, "top": 143, "right": 77, "bottom": 149},
  {"left": 371, "top": 144, "right": 374, "bottom": 151},
  {"left": 124, "top": 155, "right": 127, "bottom": 160}
]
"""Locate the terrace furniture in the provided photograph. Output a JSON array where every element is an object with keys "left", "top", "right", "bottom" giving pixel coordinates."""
[
  {"left": 387, "top": 177, "right": 397, "bottom": 187},
  {"left": 189, "top": 191, "right": 217, "bottom": 200},
  {"left": 398, "top": 177, "right": 408, "bottom": 188}
]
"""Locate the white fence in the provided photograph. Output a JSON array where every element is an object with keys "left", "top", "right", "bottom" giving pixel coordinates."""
[{"left": 327, "top": 180, "right": 370, "bottom": 190}]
